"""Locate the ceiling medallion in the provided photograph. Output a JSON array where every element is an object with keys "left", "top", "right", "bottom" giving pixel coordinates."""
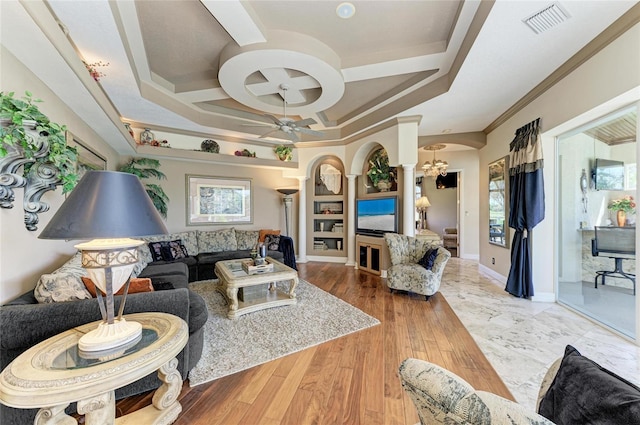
[
  {"left": 422, "top": 144, "right": 448, "bottom": 177},
  {"left": 218, "top": 31, "right": 344, "bottom": 115}
]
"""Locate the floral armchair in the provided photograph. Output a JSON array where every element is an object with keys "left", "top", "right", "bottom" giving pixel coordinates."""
[
  {"left": 383, "top": 233, "right": 450, "bottom": 300},
  {"left": 398, "top": 358, "right": 556, "bottom": 424}
]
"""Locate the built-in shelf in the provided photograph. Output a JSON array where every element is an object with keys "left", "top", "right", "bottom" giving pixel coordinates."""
[
  {"left": 136, "top": 144, "right": 298, "bottom": 170},
  {"left": 308, "top": 159, "right": 347, "bottom": 256}
]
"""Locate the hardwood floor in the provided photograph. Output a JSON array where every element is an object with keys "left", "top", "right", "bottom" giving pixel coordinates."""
[{"left": 116, "top": 262, "right": 513, "bottom": 424}]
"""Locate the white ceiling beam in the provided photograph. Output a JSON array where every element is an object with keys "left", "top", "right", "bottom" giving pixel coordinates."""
[
  {"left": 200, "top": 0, "right": 266, "bottom": 46},
  {"left": 342, "top": 54, "right": 445, "bottom": 83}
]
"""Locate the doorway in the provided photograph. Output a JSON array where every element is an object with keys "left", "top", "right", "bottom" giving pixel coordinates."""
[
  {"left": 557, "top": 106, "right": 637, "bottom": 339},
  {"left": 421, "top": 171, "right": 460, "bottom": 256}
]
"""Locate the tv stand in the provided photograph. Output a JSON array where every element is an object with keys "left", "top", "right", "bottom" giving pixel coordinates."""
[{"left": 356, "top": 234, "right": 390, "bottom": 277}]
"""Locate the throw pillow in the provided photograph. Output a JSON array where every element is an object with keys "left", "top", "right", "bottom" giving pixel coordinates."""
[
  {"left": 151, "top": 281, "right": 175, "bottom": 291},
  {"left": 418, "top": 248, "right": 439, "bottom": 270},
  {"left": 197, "top": 228, "right": 237, "bottom": 252},
  {"left": 161, "top": 240, "right": 188, "bottom": 261},
  {"left": 82, "top": 277, "right": 154, "bottom": 297},
  {"left": 538, "top": 345, "right": 640, "bottom": 425},
  {"left": 131, "top": 258, "right": 148, "bottom": 277},
  {"left": 264, "top": 234, "right": 281, "bottom": 251},
  {"left": 148, "top": 242, "right": 165, "bottom": 262},
  {"left": 34, "top": 272, "right": 92, "bottom": 303},
  {"left": 236, "top": 230, "right": 260, "bottom": 250},
  {"left": 149, "top": 240, "right": 188, "bottom": 262},
  {"left": 259, "top": 229, "right": 280, "bottom": 242}
]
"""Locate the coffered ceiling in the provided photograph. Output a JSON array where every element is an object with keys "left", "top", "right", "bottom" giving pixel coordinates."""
[{"left": 2, "top": 1, "right": 637, "bottom": 152}]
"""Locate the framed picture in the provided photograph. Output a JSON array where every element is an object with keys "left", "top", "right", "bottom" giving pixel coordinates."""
[
  {"left": 186, "top": 175, "right": 252, "bottom": 225},
  {"left": 66, "top": 131, "right": 107, "bottom": 179}
]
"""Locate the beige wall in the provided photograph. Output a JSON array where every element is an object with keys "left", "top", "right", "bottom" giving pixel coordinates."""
[
  {"left": 481, "top": 23, "right": 640, "bottom": 301},
  {"left": 129, "top": 157, "right": 300, "bottom": 237},
  {"left": 0, "top": 48, "right": 119, "bottom": 302}
]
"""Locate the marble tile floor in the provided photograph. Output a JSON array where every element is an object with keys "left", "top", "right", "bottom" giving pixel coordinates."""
[{"left": 439, "top": 257, "right": 640, "bottom": 412}]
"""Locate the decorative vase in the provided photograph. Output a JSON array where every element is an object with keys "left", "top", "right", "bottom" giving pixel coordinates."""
[
  {"left": 201, "top": 139, "right": 219, "bottom": 153},
  {"left": 140, "top": 128, "right": 154, "bottom": 144},
  {"left": 376, "top": 180, "right": 391, "bottom": 192},
  {"left": 123, "top": 123, "right": 134, "bottom": 139},
  {"left": 617, "top": 210, "right": 626, "bottom": 227}
]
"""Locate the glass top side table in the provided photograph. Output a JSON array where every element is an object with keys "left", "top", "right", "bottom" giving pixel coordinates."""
[{"left": 0, "top": 312, "right": 188, "bottom": 425}]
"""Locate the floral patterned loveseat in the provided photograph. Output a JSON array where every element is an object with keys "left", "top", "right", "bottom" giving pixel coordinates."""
[{"left": 383, "top": 233, "right": 450, "bottom": 300}]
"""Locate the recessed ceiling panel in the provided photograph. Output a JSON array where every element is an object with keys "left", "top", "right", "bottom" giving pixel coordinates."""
[
  {"left": 247, "top": 1, "right": 460, "bottom": 65},
  {"left": 136, "top": 0, "right": 232, "bottom": 89},
  {"left": 323, "top": 72, "right": 431, "bottom": 122}
]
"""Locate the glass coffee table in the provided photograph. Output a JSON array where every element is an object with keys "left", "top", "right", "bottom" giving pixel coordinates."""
[
  {"left": 0, "top": 312, "right": 188, "bottom": 424},
  {"left": 215, "top": 257, "right": 298, "bottom": 319}
]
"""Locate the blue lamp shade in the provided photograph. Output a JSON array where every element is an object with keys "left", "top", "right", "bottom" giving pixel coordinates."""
[{"left": 39, "top": 171, "right": 168, "bottom": 240}]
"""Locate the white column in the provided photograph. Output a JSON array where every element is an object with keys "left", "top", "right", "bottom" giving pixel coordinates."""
[
  {"left": 346, "top": 175, "right": 357, "bottom": 267},
  {"left": 402, "top": 164, "right": 415, "bottom": 236},
  {"left": 296, "top": 177, "right": 308, "bottom": 263},
  {"left": 283, "top": 196, "right": 293, "bottom": 236}
]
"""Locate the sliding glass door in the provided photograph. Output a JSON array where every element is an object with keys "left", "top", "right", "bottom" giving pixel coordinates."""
[{"left": 557, "top": 106, "right": 637, "bottom": 339}]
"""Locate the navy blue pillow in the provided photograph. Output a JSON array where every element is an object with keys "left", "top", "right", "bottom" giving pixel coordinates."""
[
  {"left": 418, "top": 248, "right": 439, "bottom": 270},
  {"left": 539, "top": 345, "right": 640, "bottom": 425}
]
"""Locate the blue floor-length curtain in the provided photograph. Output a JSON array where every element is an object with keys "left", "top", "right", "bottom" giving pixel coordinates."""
[{"left": 505, "top": 118, "right": 545, "bottom": 298}]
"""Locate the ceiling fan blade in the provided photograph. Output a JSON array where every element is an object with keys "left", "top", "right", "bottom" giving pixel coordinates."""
[
  {"left": 292, "top": 118, "right": 317, "bottom": 127},
  {"left": 259, "top": 129, "right": 281, "bottom": 139},
  {"left": 294, "top": 127, "right": 325, "bottom": 137},
  {"left": 242, "top": 123, "right": 275, "bottom": 128},
  {"left": 263, "top": 114, "right": 284, "bottom": 126}
]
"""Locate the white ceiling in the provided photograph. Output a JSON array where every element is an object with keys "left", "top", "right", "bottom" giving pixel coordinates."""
[{"left": 2, "top": 0, "right": 638, "bottom": 153}]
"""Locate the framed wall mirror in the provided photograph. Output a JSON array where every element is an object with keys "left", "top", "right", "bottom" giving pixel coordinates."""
[{"left": 489, "top": 156, "right": 509, "bottom": 247}]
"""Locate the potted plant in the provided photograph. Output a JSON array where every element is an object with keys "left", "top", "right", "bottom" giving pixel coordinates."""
[
  {"left": 118, "top": 157, "right": 169, "bottom": 219},
  {"left": 366, "top": 148, "right": 395, "bottom": 191},
  {"left": 608, "top": 195, "right": 635, "bottom": 227},
  {"left": 0, "top": 91, "right": 78, "bottom": 194},
  {"left": 274, "top": 145, "right": 293, "bottom": 161}
]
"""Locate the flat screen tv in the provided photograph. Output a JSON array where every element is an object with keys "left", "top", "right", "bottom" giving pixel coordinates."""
[
  {"left": 436, "top": 172, "right": 457, "bottom": 189},
  {"left": 355, "top": 196, "right": 399, "bottom": 236},
  {"left": 593, "top": 158, "right": 624, "bottom": 191}
]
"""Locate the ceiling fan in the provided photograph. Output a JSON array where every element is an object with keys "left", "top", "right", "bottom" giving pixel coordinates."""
[{"left": 244, "top": 84, "right": 325, "bottom": 142}]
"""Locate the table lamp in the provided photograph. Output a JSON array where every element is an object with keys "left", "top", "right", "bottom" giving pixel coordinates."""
[
  {"left": 39, "top": 171, "right": 168, "bottom": 352},
  {"left": 416, "top": 195, "right": 431, "bottom": 231}
]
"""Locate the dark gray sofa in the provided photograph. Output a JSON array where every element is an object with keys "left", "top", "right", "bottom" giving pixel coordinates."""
[
  {"left": 141, "top": 228, "right": 296, "bottom": 282},
  {"left": 0, "top": 261, "right": 207, "bottom": 424}
]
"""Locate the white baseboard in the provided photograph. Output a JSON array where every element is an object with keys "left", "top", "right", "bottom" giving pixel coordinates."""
[
  {"left": 479, "top": 264, "right": 507, "bottom": 284},
  {"left": 479, "top": 265, "right": 555, "bottom": 303},
  {"left": 306, "top": 255, "right": 348, "bottom": 263},
  {"left": 532, "top": 292, "right": 555, "bottom": 303}
]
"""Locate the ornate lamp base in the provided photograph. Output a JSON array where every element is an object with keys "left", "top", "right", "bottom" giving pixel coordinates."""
[{"left": 79, "top": 318, "right": 142, "bottom": 352}]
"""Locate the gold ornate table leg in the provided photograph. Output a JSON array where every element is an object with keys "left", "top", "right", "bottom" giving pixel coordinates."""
[
  {"left": 34, "top": 404, "right": 76, "bottom": 425},
  {"left": 289, "top": 276, "right": 299, "bottom": 298},
  {"left": 77, "top": 391, "right": 115, "bottom": 424},
  {"left": 226, "top": 287, "right": 239, "bottom": 311}
]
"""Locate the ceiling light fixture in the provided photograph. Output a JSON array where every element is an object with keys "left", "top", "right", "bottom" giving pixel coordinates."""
[
  {"left": 336, "top": 2, "right": 355, "bottom": 19},
  {"left": 422, "top": 144, "right": 449, "bottom": 178}
]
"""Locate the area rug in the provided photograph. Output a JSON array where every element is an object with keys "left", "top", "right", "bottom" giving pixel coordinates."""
[{"left": 188, "top": 279, "right": 380, "bottom": 386}]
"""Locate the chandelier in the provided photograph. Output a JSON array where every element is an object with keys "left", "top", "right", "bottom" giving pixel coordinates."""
[{"left": 421, "top": 144, "right": 448, "bottom": 177}]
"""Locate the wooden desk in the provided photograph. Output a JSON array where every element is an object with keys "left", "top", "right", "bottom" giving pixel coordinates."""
[{"left": 0, "top": 313, "right": 188, "bottom": 425}]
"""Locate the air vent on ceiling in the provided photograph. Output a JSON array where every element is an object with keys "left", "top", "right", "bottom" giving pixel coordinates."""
[{"left": 523, "top": 3, "right": 570, "bottom": 35}]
